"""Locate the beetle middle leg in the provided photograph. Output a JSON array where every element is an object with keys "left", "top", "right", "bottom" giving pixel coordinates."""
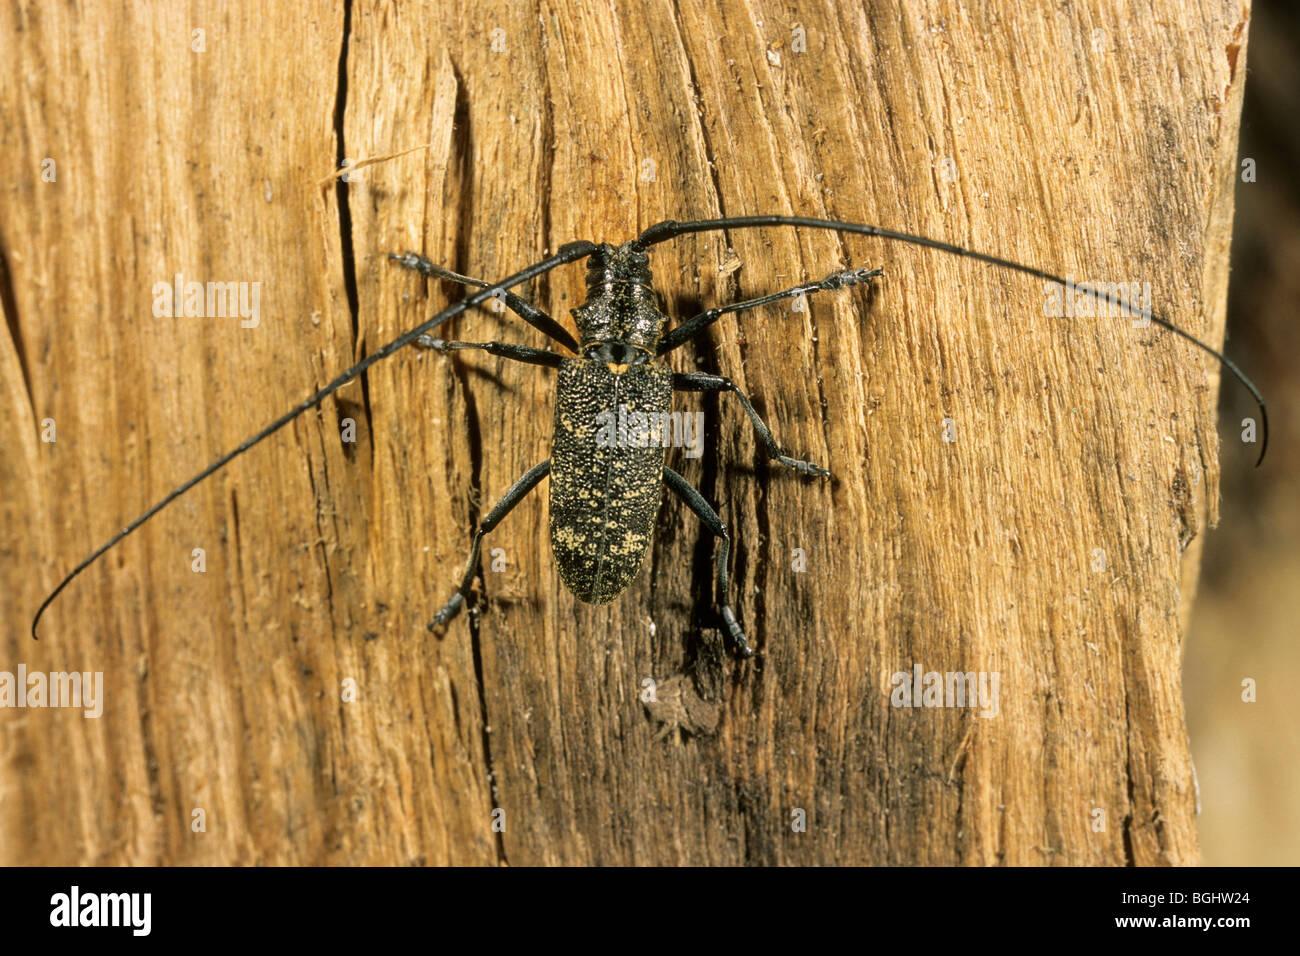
[
  {"left": 431, "top": 459, "right": 552, "bottom": 630},
  {"left": 672, "top": 371, "right": 831, "bottom": 478},
  {"left": 662, "top": 466, "right": 753, "bottom": 659}
]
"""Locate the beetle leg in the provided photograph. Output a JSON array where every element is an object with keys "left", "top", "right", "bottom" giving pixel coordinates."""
[
  {"left": 415, "top": 338, "right": 565, "bottom": 368},
  {"left": 672, "top": 371, "right": 831, "bottom": 478},
  {"left": 389, "top": 251, "right": 581, "bottom": 354},
  {"left": 431, "top": 460, "right": 552, "bottom": 631},
  {"left": 662, "top": 466, "right": 753, "bottom": 659},
  {"left": 656, "top": 266, "right": 882, "bottom": 355}
]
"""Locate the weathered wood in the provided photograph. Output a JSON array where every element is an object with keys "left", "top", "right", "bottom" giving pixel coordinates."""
[{"left": 0, "top": 0, "right": 1251, "bottom": 864}]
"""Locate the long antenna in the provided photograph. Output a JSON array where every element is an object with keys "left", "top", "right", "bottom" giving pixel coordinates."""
[
  {"left": 31, "top": 240, "right": 598, "bottom": 640},
  {"left": 635, "top": 216, "right": 1267, "bottom": 467}
]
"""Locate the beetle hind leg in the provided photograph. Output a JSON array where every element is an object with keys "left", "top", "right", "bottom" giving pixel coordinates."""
[{"left": 430, "top": 460, "right": 551, "bottom": 632}]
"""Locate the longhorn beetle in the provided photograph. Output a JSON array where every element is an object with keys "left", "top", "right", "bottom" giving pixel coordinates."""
[{"left": 31, "top": 215, "right": 1269, "bottom": 656}]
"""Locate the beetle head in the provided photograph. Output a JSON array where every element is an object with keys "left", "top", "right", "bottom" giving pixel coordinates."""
[{"left": 571, "top": 242, "right": 666, "bottom": 359}]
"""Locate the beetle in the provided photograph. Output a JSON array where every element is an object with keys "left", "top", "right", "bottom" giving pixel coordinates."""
[
  {"left": 31, "top": 215, "right": 1269, "bottom": 654},
  {"left": 389, "top": 240, "right": 879, "bottom": 658}
]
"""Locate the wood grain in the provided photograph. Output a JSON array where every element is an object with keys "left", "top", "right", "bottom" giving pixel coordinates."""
[{"left": 0, "top": 0, "right": 1253, "bottom": 865}]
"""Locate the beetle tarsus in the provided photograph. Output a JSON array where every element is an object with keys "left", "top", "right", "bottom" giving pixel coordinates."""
[
  {"left": 429, "top": 592, "right": 465, "bottom": 631},
  {"left": 823, "top": 266, "right": 883, "bottom": 291},
  {"left": 778, "top": 454, "right": 832, "bottom": 478},
  {"left": 721, "top": 606, "right": 754, "bottom": 659}
]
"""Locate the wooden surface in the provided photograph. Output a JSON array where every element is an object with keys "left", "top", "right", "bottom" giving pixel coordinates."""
[{"left": 0, "top": 1, "right": 1253, "bottom": 865}]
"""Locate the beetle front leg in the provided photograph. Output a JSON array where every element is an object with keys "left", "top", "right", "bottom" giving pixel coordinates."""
[
  {"left": 415, "top": 337, "right": 565, "bottom": 368},
  {"left": 388, "top": 251, "right": 580, "bottom": 354},
  {"left": 673, "top": 371, "right": 831, "bottom": 478},
  {"left": 431, "top": 459, "right": 552, "bottom": 630},
  {"left": 663, "top": 466, "right": 753, "bottom": 659}
]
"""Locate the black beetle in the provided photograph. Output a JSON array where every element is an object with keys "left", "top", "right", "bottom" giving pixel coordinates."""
[{"left": 390, "top": 239, "right": 878, "bottom": 657}]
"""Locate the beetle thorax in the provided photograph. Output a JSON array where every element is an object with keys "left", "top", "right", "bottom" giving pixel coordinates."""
[{"left": 571, "top": 242, "right": 666, "bottom": 364}]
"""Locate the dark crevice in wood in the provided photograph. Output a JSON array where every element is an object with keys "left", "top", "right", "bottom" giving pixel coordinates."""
[{"left": 333, "top": 0, "right": 371, "bottom": 454}]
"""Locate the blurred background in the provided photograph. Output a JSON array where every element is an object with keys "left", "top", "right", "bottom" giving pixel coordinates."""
[{"left": 1184, "top": 1, "right": 1299, "bottom": 866}]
